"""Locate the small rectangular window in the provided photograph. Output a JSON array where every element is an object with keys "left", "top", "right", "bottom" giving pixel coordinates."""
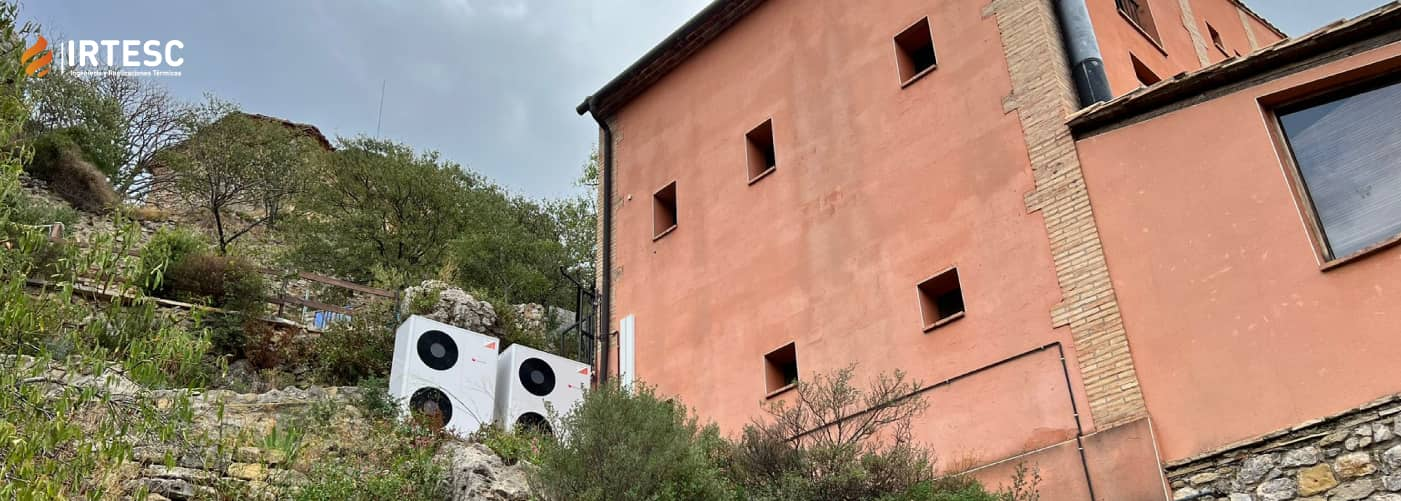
[
  {"left": 1116, "top": 0, "right": 1161, "bottom": 44},
  {"left": 652, "top": 181, "right": 678, "bottom": 240},
  {"left": 764, "top": 343, "right": 798, "bottom": 396},
  {"left": 1207, "top": 23, "right": 1228, "bottom": 55},
  {"left": 1277, "top": 75, "right": 1401, "bottom": 261},
  {"left": 746, "top": 119, "right": 777, "bottom": 183},
  {"left": 893, "top": 17, "right": 937, "bottom": 86},
  {"left": 917, "top": 268, "right": 965, "bottom": 332},
  {"left": 1131, "top": 54, "right": 1161, "bottom": 87}
]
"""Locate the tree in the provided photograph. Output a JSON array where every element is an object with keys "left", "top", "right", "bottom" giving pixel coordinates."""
[
  {"left": 287, "top": 136, "right": 479, "bottom": 283},
  {"left": 157, "top": 100, "right": 322, "bottom": 254},
  {"left": 26, "top": 67, "right": 194, "bottom": 198}
]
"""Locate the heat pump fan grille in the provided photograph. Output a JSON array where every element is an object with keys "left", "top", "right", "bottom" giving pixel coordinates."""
[
  {"left": 516, "top": 412, "right": 553, "bottom": 435},
  {"left": 410, "top": 387, "right": 453, "bottom": 428},
  {"left": 519, "top": 357, "right": 556, "bottom": 396},
  {"left": 417, "top": 330, "right": 459, "bottom": 371}
]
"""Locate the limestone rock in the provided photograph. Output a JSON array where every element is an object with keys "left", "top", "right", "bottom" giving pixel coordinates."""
[
  {"left": 1370, "top": 493, "right": 1401, "bottom": 501},
  {"left": 1331, "top": 479, "right": 1376, "bottom": 501},
  {"left": 1337, "top": 452, "right": 1378, "bottom": 479},
  {"left": 438, "top": 441, "right": 531, "bottom": 501},
  {"left": 1283, "top": 447, "right": 1322, "bottom": 467},
  {"left": 227, "top": 462, "right": 268, "bottom": 482},
  {"left": 1383, "top": 473, "right": 1401, "bottom": 491},
  {"left": 235, "top": 446, "right": 286, "bottom": 465},
  {"left": 1239, "top": 454, "right": 1279, "bottom": 485},
  {"left": 1228, "top": 494, "right": 1253, "bottom": 501},
  {"left": 1298, "top": 464, "right": 1338, "bottom": 496},
  {"left": 1255, "top": 478, "right": 1295, "bottom": 501},
  {"left": 402, "top": 280, "right": 498, "bottom": 333},
  {"left": 1190, "top": 471, "right": 1221, "bottom": 486},
  {"left": 1383, "top": 445, "right": 1401, "bottom": 470}
]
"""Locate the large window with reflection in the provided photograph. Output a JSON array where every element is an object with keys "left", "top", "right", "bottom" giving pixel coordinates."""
[{"left": 1278, "top": 75, "right": 1401, "bottom": 261}]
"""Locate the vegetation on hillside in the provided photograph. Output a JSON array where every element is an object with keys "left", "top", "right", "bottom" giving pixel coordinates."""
[{"left": 521, "top": 371, "right": 1039, "bottom": 501}]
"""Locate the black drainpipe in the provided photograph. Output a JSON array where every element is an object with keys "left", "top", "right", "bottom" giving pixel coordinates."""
[
  {"left": 1054, "top": 0, "right": 1113, "bottom": 107},
  {"left": 577, "top": 97, "right": 612, "bottom": 384}
]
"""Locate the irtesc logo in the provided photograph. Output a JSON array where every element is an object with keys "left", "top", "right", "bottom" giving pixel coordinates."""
[
  {"left": 23, "top": 35, "right": 185, "bottom": 78},
  {"left": 22, "top": 35, "right": 51, "bottom": 77}
]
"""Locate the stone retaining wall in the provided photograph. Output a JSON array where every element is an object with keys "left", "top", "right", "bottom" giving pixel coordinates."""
[{"left": 1168, "top": 394, "right": 1401, "bottom": 500}]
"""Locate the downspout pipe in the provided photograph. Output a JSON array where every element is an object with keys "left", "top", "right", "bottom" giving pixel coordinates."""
[
  {"left": 1054, "top": 0, "right": 1114, "bottom": 107},
  {"left": 576, "top": 96, "right": 612, "bottom": 384}
]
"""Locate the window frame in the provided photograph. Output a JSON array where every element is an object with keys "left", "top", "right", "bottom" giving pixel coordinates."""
[
  {"left": 892, "top": 16, "right": 938, "bottom": 88},
  {"left": 763, "top": 342, "right": 798, "bottom": 399},
  {"left": 652, "top": 181, "right": 679, "bottom": 241},
  {"left": 1115, "top": 0, "right": 1165, "bottom": 53},
  {"left": 1265, "top": 69, "right": 1401, "bottom": 270},
  {"left": 915, "top": 266, "right": 966, "bottom": 333},
  {"left": 745, "top": 118, "right": 778, "bottom": 185}
]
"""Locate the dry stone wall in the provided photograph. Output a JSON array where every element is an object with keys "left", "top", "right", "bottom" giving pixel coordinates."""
[{"left": 1169, "top": 395, "right": 1401, "bottom": 501}]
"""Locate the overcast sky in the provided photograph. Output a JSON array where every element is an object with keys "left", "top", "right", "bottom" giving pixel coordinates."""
[{"left": 19, "top": 0, "right": 1392, "bottom": 200}]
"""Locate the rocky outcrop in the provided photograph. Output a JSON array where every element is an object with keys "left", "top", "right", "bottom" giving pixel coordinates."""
[
  {"left": 401, "top": 280, "right": 499, "bottom": 334},
  {"left": 438, "top": 441, "right": 532, "bottom": 501},
  {"left": 1169, "top": 394, "right": 1401, "bottom": 500}
]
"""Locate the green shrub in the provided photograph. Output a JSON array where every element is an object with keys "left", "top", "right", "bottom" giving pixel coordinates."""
[
  {"left": 356, "top": 376, "right": 399, "bottom": 420},
  {"left": 138, "top": 227, "right": 209, "bottom": 294},
  {"left": 5, "top": 191, "right": 78, "bottom": 227},
  {"left": 310, "top": 301, "right": 397, "bottom": 385},
  {"left": 473, "top": 424, "right": 543, "bottom": 465},
  {"left": 27, "top": 130, "right": 119, "bottom": 213},
  {"left": 165, "top": 253, "right": 267, "bottom": 311},
  {"left": 294, "top": 420, "right": 448, "bottom": 501},
  {"left": 530, "top": 382, "right": 735, "bottom": 501}
]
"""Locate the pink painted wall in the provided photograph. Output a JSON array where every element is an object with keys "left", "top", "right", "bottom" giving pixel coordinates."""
[
  {"left": 1086, "top": 0, "right": 1285, "bottom": 95},
  {"left": 604, "top": 0, "right": 1099, "bottom": 478},
  {"left": 1075, "top": 42, "right": 1401, "bottom": 462}
]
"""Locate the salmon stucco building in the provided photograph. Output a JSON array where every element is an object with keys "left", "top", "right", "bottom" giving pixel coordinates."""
[{"left": 576, "top": 1, "right": 1401, "bottom": 498}]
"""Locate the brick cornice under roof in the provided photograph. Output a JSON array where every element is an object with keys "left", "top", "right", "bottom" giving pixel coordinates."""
[{"left": 1068, "top": 1, "right": 1401, "bottom": 138}]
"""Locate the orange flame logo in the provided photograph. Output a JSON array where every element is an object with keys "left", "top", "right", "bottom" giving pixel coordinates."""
[{"left": 23, "top": 35, "right": 52, "bottom": 78}]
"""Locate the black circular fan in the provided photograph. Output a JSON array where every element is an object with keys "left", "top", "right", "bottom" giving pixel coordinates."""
[
  {"left": 516, "top": 412, "right": 553, "bottom": 435},
  {"left": 416, "top": 330, "right": 459, "bottom": 371},
  {"left": 519, "top": 357, "right": 556, "bottom": 396},
  {"left": 409, "top": 387, "right": 453, "bottom": 428}
]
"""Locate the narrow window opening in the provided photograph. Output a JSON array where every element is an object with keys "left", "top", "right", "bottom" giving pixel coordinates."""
[
  {"left": 652, "top": 182, "right": 677, "bottom": 239},
  {"left": 1207, "top": 23, "right": 1228, "bottom": 55},
  {"left": 764, "top": 343, "right": 798, "bottom": 396},
  {"left": 746, "top": 119, "right": 777, "bottom": 183},
  {"left": 1131, "top": 54, "right": 1161, "bottom": 87},
  {"left": 917, "top": 268, "right": 965, "bottom": 332},
  {"left": 1116, "top": 0, "right": 1161, "bottom": 44},
  {"left": 893, "top": 17, "right": 937, "bottom": 86}
]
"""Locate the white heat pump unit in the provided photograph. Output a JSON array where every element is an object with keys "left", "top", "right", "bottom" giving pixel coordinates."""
[
  {"left": 495, "top": 344, "right": 591, "bottom": 434},
  {"left": 388, "top": 315, "right": 500, "bottom": 436}
]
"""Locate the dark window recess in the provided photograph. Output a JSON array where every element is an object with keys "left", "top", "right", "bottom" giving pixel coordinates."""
[
  {"left": 746, "top": 119, "right": 777, "bottom": 182},
  {"left": 1131, "top": 54, "right": 1161, "bottom": 87},
  {"left": 1277, "top": 75, "right": 1401, "bottom": 260},
  {"left": 1116, "top": 0, "right": 1161, "bottom": 43},
  {"left": 764, "top": 343, "right": 798, "bottom": 394},
  {"left": 652, "top": 182, "right": 677, "bottom": 239},
  {"left": 918, "top": 268, "right": 965, "bottom": 331},
  {"left": 1207, "top": 23, "right": 1227, "bottom": 54},
  {"left": 894, "top": 17, "right": 937, "bottom": 85}
]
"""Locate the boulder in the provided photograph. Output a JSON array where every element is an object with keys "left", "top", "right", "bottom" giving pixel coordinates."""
[
  {"left": 402, "top": 280, "right": 497, "bottom": 334},
  {"left": 437, "top": 441, "right": 531, "bottom": 501}
]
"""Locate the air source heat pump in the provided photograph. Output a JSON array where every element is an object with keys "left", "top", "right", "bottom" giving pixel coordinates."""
[
  {"left": 495, "top": 344, "right": 591, "bottom": 434},
  {"left": 388, "top": 315, "right": 499, "bottom": 436}
]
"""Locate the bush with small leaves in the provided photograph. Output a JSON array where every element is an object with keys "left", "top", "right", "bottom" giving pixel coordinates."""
[
  {"left": 529, "top": 381, "right": 736, "bottom": 501},
  {"left": 138, "top": 227, "right": 209, "bottom": 294}
]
